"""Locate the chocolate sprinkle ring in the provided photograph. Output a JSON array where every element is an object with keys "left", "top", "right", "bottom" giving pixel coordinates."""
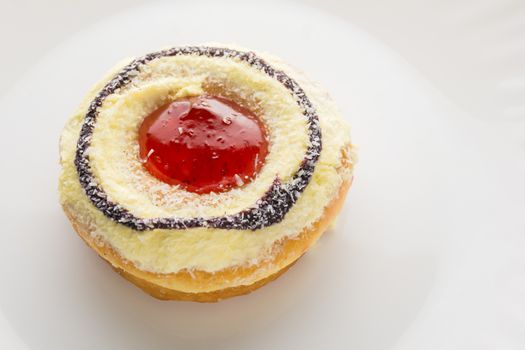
[{"left": 75, "top": 46, "right": 322, "bottom": 231}]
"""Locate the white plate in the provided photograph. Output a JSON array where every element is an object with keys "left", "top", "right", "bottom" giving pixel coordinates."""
[{"left": 0, "top": 1, "right": 524, "bottom": 349}]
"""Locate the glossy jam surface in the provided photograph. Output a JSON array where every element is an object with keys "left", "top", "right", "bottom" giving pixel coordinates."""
[{"left": 138, "top": 96, "right": 268, "bottom": 194}]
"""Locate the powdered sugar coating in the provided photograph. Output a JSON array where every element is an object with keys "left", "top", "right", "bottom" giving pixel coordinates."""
[{"left": 75, "top": 46, "right": 321, "bottom": 231}]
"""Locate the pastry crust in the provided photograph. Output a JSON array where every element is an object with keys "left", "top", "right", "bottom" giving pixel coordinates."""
[{"left": 63, "top": 179, "right": 351, "bottom": 302}]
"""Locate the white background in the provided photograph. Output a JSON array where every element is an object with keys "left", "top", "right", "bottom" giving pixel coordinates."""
[{"left": 0, "top": 0, "right": 524, "bottom": 349}]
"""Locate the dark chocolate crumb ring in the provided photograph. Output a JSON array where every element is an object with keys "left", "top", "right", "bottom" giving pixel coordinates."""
[{"left": 75, "top": 46, "right": 322, "bottom": 231}]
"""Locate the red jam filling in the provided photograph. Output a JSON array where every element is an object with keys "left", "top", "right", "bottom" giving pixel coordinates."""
[{"left": 138, "top": 95, "right": 268, "bottom": 194}]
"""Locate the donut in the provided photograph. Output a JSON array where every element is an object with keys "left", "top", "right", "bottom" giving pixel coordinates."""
[{"left": 59, "top": 45, "right": 357, "bottom": 302}]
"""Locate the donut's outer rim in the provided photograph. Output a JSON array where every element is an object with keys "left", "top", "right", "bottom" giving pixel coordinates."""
[{"left": 62, "top": 178, "right": 352, "bottom": 302}]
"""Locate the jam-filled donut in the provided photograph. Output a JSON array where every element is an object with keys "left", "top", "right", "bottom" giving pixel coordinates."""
[{"left": 59, "top": 45, "right": 357, "bottom": 302}]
